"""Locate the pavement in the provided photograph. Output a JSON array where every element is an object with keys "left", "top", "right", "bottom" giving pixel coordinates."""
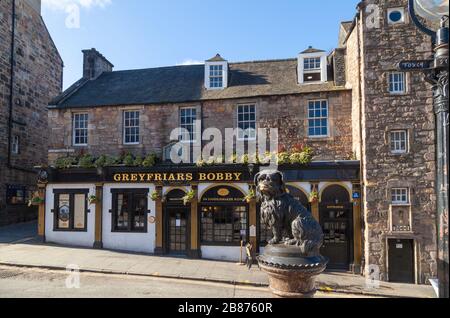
[{"left": 0, "top": 222, "right": 436, "bottom": 298}]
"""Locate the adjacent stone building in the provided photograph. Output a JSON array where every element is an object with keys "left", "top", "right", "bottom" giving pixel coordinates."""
[
  {"left": 343, "top": 0, "right": 437, "bottom": 284},
  {"left": 0, "top": 0, "right": 63, "bottom": 225},
  {"left": 39, "top": 0, "right": 437, "bottom": 284}
]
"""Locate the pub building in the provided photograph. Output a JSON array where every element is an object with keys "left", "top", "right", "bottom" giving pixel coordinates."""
[
  {"left": 37, "top": 45, "right": 364, "bottom": 271},
  {"left": 37, "top": 0, "right": 439, "bottom": 284}
]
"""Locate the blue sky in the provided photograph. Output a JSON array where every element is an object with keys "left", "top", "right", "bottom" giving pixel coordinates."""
[{"left": 41, "top": 0, "right": 360, "bottom": 90}]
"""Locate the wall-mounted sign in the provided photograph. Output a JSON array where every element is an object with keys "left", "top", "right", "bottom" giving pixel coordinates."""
[
  {"left": 249, "top": 225, "right": 257, "bottom": 238},
  {"left": 201, "top": 186, "right": 245, "bottom": 204},
  {"left": 352, "top": 192, "right": 360, "bottom": 199},
  {"left": 112, "top": 172, "right": 244, "bottom": 183}
]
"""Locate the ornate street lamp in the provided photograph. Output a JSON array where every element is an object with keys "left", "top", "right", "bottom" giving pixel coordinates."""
[{"left": 408, "top": 0, "right": 449, "bottom": 299}]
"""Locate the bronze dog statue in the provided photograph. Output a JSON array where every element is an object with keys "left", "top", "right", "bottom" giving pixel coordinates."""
[{"left": 255, "top": 170, "right": 324, "bottom": 256}]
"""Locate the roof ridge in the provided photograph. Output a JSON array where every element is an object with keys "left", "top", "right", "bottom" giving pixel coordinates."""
[{"left": 103, "top": 58, "right": 297, "bottom": 74}]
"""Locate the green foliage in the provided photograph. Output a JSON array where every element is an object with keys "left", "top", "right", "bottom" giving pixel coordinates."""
[
  {"left": 122, "top": 153, "right": 135, "bottom": 166},
  {"left": 55, "top": 156, "right": 77, "bottom": 169},
  {"left": 133, "top": 156, "right": 143, "bottom": 167},
  {"left": 149, "top": 190, "right": 160, "bottom": 201},
  {"left": 182, "top": 190, "right": 196, "bottom": 206},
  {"left": 78, "top": 154, "right": 95, "bottom": 169},
  {"left": 244, "top": 188, "right": 256, "bottom": 203},
  {"left": 142, "top": 154, "right": 157, "bottom": 167},
  {"left": 277, "top": 152, "right": 291, "bottom": 165}
]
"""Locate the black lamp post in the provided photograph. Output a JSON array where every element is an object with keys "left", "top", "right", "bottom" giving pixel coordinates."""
[{"left": 407, "top": 0, "right": 449, "bottom": 298}]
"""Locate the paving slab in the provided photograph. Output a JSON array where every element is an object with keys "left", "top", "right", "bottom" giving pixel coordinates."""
[{"left": 0, "top": 241, "right": 436, "bottom": 298}]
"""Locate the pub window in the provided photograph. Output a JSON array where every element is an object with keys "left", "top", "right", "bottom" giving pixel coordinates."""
[
  {"left": 209, "top": 64, "right": 224, "bottom": 88},
  {"left": 6, "top": 185, "right": 29, "bottom": 205},
  {"left": 308, "top": 100, "right": 329, "bottom": 137},
  {"left": 180, "top": 107, "right": 197, "bottom": 142},
  {"left": 123, "top": 110, "right": 140, "bottom": 145},
  {"left": 53, "top": 190, "right": 89, "bottom": 231},
  {"left": 389, "top": 72, "right": 406, "bottom": 94},
  {"left": 390, "top": 130, "right": 408, "bottom": 153},
  {"left": 391, "top": 188, "right": 409, "bottom": 205},
  {"left": 201, "top": 206, "right": 248, "bottom": 244},
  {"left": 111, "top": 189, "right": 148, "bottom": 233},
  {"left": 237, "top": 104, "right": 256, "bottom": 140},
  {"left": 11, "top": 135, "right": 20, "bottom": 154},
  {"left": 73, "top": 113, "right": 89, "bottom": 146}
]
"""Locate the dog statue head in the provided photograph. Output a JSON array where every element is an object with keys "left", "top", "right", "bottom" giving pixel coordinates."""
[{"left": 254, "top": 170, "right": 287, "bottom": 200}]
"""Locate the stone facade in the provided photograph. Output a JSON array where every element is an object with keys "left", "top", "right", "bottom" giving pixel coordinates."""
[
  {"left": 345, "top": 0, "right": 436, "bottom": 283},
  {"left": 48, "top": 90, "right": 353, "bottom": 163},
  {"left": 0, "top": 0, "right": 63, "bottom": 225},
  {"left": 43, "top": 0, "right": 438, "bottom": 284}
]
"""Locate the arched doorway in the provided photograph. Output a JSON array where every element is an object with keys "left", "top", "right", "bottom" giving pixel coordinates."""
[
  {"left": 319, "top": 184, "right": 353, "bottom": 270},
  {"left": 199, "top": 185, "right": 248, "bottom": 250},
  {"left": 163, "top": 189, "right": 190, "bottom": 255}
]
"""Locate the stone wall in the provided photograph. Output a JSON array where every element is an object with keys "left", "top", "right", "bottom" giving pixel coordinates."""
[
  {"left": 353, "top": 0, "right": 437, "bottom": 283},
  {"left": 0, "top": 0, "right": 63, "bottom": 226},
  {"left": 48, "top": 90, "right": 354, "bottom": 163}
]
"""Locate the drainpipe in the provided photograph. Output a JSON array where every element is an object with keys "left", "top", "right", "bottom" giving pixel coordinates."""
[{"left": 356, "top": 5, "right": 366, "bottom": 276}]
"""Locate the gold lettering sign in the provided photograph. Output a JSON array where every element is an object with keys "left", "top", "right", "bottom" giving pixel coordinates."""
[{"left": 111, "top": 172, "right": 244, "bottom": 183}]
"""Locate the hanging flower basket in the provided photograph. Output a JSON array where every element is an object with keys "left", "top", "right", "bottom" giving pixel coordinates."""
[
  {"left": 28, "top": 192, "right": 44, "bottom": 207},
  {"left": 149, "top": 190, "right": 161, "bottom": 202},
  {"left": 309, "top": 191, "right": 319, "bottom": 204},
  {"left": 88, "top": 195, "right": 99, "bottom": 205},
  {"left": 182, "top": 190, "right": 196, "bottom": 206},
  {"left": 244, "top": 188, "right": 256, "bottom": 203}
]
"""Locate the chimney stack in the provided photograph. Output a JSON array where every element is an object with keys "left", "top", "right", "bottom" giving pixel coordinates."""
[{"left": 82, "top": 48, "right": 114, "bottom": 80}]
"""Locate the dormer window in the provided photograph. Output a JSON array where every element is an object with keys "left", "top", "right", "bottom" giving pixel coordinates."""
[
  {"left": 298, "top": 47, "right": 328, "bottom": 84},
  {"left": 205, "top": 54, "right": 228, "bottom": 90},
  {"left": 210, "top": 65, "right": 224, "bottom": 88}
]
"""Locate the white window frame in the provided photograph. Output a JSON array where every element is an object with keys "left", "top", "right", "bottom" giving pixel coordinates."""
[
  {"left": 391, "top": 188, "right": 409, "bottom": 205},
  {"left": 387, "top": 7, "right": 405, "bottom": 25},
  {"left": 72, "top": 113, "right": 89, "bottom": 146},
  {"left": 307, "top": 100, "right": 329, "bottom": 138},
  {"left": 389, "top": 72, "right": 406, "bottom": 94},
  {"left": 179, "top": 107, "right": 198, "bottom": 143},
  {"left": 123, "top": 110, "right": 140, "bottom": 145},
  {"left": 12, "top": 135, "right": 19, "bottom": 154},
  {"left": 209, "top": 65, "right": 224, "bottom": 89},
  {"left": 298, "top": 51, "right": 328, "bottom": 84},
  {"left": 303, "top": 57, "right": 321, "bottom": 71},
  {"left": 205, "top": 61, "right": 228, "bottom": 90},
  {"left": 390, "top": 130, "right": 408, "bottom": 154},
  {"left": 237, "top": 104, "right": 257, "bottom": 141}
]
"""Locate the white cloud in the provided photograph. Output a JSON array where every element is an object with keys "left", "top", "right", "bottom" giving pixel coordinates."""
[
  {"left": 42, "top": 0, "right": 112, "bottom": 11},
  {"left": 177, "top": 59, "right": 204, "bottom": 66}
]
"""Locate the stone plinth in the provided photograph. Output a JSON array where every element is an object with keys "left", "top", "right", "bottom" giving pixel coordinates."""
[{"left": 258, "top": 245, "right": 328, "bottom": 298}]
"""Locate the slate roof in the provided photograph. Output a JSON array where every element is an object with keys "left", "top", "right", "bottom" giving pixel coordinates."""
[
  {"left": 50, "top": 58, "right": 347, "bottom": 109},
  {"left": 300, "top": 46, "right": 325, "bottom": 54}
]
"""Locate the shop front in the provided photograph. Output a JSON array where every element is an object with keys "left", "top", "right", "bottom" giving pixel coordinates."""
[{"left": 37, "top": 161, "right": 362, "bottom": 271}]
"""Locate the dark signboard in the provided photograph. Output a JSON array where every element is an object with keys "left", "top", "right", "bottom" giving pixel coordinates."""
[
  {"left": 200, "top": 186, "right": 245, "bottom": 204},
  {"left": 397, "top": 60, "right": 433, "bottom": 71}
]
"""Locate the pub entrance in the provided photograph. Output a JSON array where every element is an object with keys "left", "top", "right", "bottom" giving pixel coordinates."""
[
  {"left": 163, "top": 189, "right": 190, "bottom": 255},
  {"left": 319, "top": 185, "right": 353, "bottom": 270}
]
